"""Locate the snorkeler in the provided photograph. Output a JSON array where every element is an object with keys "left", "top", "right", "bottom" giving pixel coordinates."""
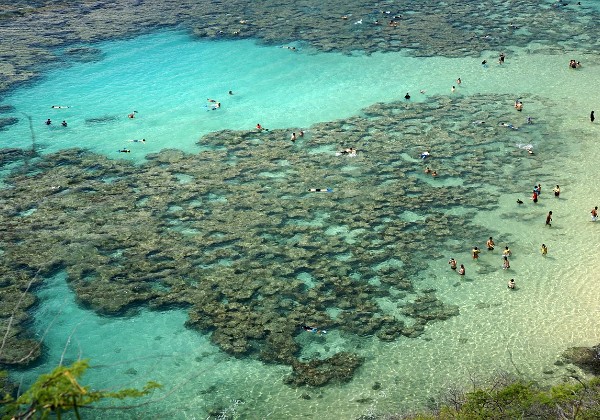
[
  {"left": 309, "top": 188, "right": 333, "bottom": 193},
  {"left": 118, "top": 149, "right": 130, "bottom": 153},
  {"left": 301, "top": 325, "right": 327, "bottom": 334},
  {"left": 129, "top": 138, "right": 146, "bottom": 143}
]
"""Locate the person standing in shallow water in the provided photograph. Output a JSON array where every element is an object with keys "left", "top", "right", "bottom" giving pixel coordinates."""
[
  {"left": 591, "top": 111, "right": 595, "bottom": 123},
  {"left": 546, "top": 211, "right": 553, "bottom": 226},
  {"left": 592, "top": 206, "right": 598, "bottom": 222},
  {"left": 541, "top": 244, "right": 548, "bottom": 256}
]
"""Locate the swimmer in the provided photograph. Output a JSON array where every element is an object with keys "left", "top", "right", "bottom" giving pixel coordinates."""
[
  {"left": 591, "top": 111, "right": 595, "bottom": 123},
  {"left": 309, "top": 188, "right": 333, "bottom": 193},
  {"left": 591, "top": 206, "right": 598, "bottom": 222},
  {"left": 458, "top": 264, "right": 465, "bottom": 275},
  {"left": 256, "top": 123, "right": 264, "bottom": 131},
  {"left": 404, "top": 92, "right": 411, "bottom": 100},
  {"left": 129, "top": 138, "right": 146, "bottom": 143},
  {"left": 45, "top": 118, "right": 52, "bottom": 125},
  {"left": 500, "top": 122, "right": 518, "bottom": 130},
  {"left": 207, "top": 98, "right": 217, "bottom": 103},
  {"left": 503, "top": 246, "right": 511, "bottom": 257},
  {"left": 118, "top": 149, "right": 130, "bottom": 153},
  {"left": 420, "top": 151, "right": 430, "bottom": 159},
  {"left": 516, "top": 199, "right": 524, "bottom": 204},
  {"left": 472, "top": 120, "right": 486, "bottom": 125},
  {"left": 553, "top": 185, "right": 560, "bottom": 197},
  {"left": 502, "top": 256, "right": 510, "bottom": 270},
  {"left": 457, "top": 77, "right": 461, "bottom": 85},
  {"left": 431, "top": 170, "right": 437, "bottom": 177},
  {"left": 228, "top": 90, "right": 234, "bottom": 95},
  {"left": 526, "top": 116, "right": 533, "bottom": 124},
  {"left": 508, "top": 279, "right": 515, "bottom": 289},
  {"left": 448, "top": 258, "right": 457, "bottom": 270},
  {"left": 301, "top": 325, "right": 327, "bottom": 334},
  {"left": 472, "top": 246, "right": 480, "bottom": 259},
  {"left": 51, "top": 105, "right": 70, "bottom": 109},
  {"left": 291, "top": 132, "right": 297, "bottom": 142},
  {"left": 61, "top": 120, "right": 67, "bottom": 127},
  {"left": 420, "top": 90, "right": 426, "bottom": 94},
  {"left": 340, "top": 148, "right": 357, "bottom": 156},
  {"left": 299, "top": 130, "right": 305, "bottom": 137},
  {"left": 546, "top": 211, "right": 552, "bottom": 226},
  {"left": 451, "top": 86, "right": 455, "bottom": 93},
  {"left": 486, "top": 236, "right": 495, "bottom": 251},
  {"left": 424, "top": 166, "right": 431, "bottom": 174},
  {"left": 514, "top": 100, "right": 523, "bottom": 111},
  {"left": 481, "top": 59, "right": 487, "bottom": 66},
  {"left": 499, "top": 52, "right": 505, "bottom": 64},
  {"left": 541, "top": 244, "right": 548, "bottom": 256},
  {"left": 212, "top": 102, "right": 221, "bottom": 110},
  {"left": 527, "top": 149, "right": 534, "bottom": 155}
]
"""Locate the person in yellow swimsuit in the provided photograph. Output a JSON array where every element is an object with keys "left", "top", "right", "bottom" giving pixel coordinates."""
[{"left": 541, "top": 244, "right": 548, "bottom": 256}]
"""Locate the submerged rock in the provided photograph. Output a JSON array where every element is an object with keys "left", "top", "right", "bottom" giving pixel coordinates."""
[{"left": 561, "top": 345, "right": 600, "bottom": 375}]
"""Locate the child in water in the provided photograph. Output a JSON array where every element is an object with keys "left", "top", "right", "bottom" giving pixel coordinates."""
[{"left": 541, "top": 244, "right": 548, "bottom": 256}]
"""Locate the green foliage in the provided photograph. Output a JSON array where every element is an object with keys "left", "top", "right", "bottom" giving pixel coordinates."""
[
  {"left": 1, "top": 360, "right": 160, "bottom": 420},
  {"left": 424, "top": 376, "right": 600, "bottom": 420}
]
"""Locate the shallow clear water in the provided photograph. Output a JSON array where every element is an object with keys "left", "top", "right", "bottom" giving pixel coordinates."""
[{"left": 2, "top": 22, "right": 600, "bottom": 420}]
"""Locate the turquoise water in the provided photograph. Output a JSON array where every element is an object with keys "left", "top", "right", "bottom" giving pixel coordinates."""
[
  {"left": 3, "top": 31, "right": 598, "bottom": 159},
  {"left": 2, "top": 23, "right": 600, "bottom": 420}
]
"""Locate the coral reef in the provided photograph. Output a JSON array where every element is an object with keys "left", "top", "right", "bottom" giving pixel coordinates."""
[
  {"left": 0, "top": 94, "right": 564, "bottom": 385},
  {"left": 1, "top": 0, "right": 600, "bottom": 93},
  {"left": 560, "top": 345, "right": 600, "bottom": 375}
]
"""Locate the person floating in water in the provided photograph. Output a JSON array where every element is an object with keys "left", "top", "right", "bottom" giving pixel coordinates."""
[
  {"left": 51, "top": 105, "right": 70, "bottom": 109},
  {"left": 45, "top": 118, "right": 51, "bottom": 125},
  {"left": 541, "top": 244, "right": 548, "bottom": 256},
  {"left": 500, "top": 122, "right": 518, "bottom": 130},
  {"left": 61, "top": 120, "right": 67, "bottom": 127},
  {"left": 420, "top": 151, "right": 430, "bottom": 159},
  {"left": 508, "top": 279, "right": 515, "bottom": 289},
  {"left": 309, "top": 188, "right": 333, "bottom": 193},
  {"left": 546, "top": 211, "right": 553, "bottom": 226},
  {"left": 301, "top": 325, "right": 326, "bottom": 334},
  {"left": 486, "top": 236, "right": 495, "bottom": 250},
  {"left": 118, "top": 149, "right": 130, "bottom": 153},
  {"left": 448, "top": 258, "right": 457, "bottom": 270},
  {"left": 339, "top": 148, "right": 357, "bottom": 156},
  {"left": 129, "top": 138, "right": 146, "bottom": 143},
  {"left": 128, "top": 111, "right": 137, "bottom": 119}
]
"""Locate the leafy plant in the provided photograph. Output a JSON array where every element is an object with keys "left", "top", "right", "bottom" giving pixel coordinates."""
[{"left": 1, "top": 360, "right": 160, "bottom": 419}]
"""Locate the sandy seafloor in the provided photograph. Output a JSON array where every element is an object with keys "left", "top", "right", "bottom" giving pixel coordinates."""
[{"left": 1, "top": 1, "right": 600, "bottom": 419}]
